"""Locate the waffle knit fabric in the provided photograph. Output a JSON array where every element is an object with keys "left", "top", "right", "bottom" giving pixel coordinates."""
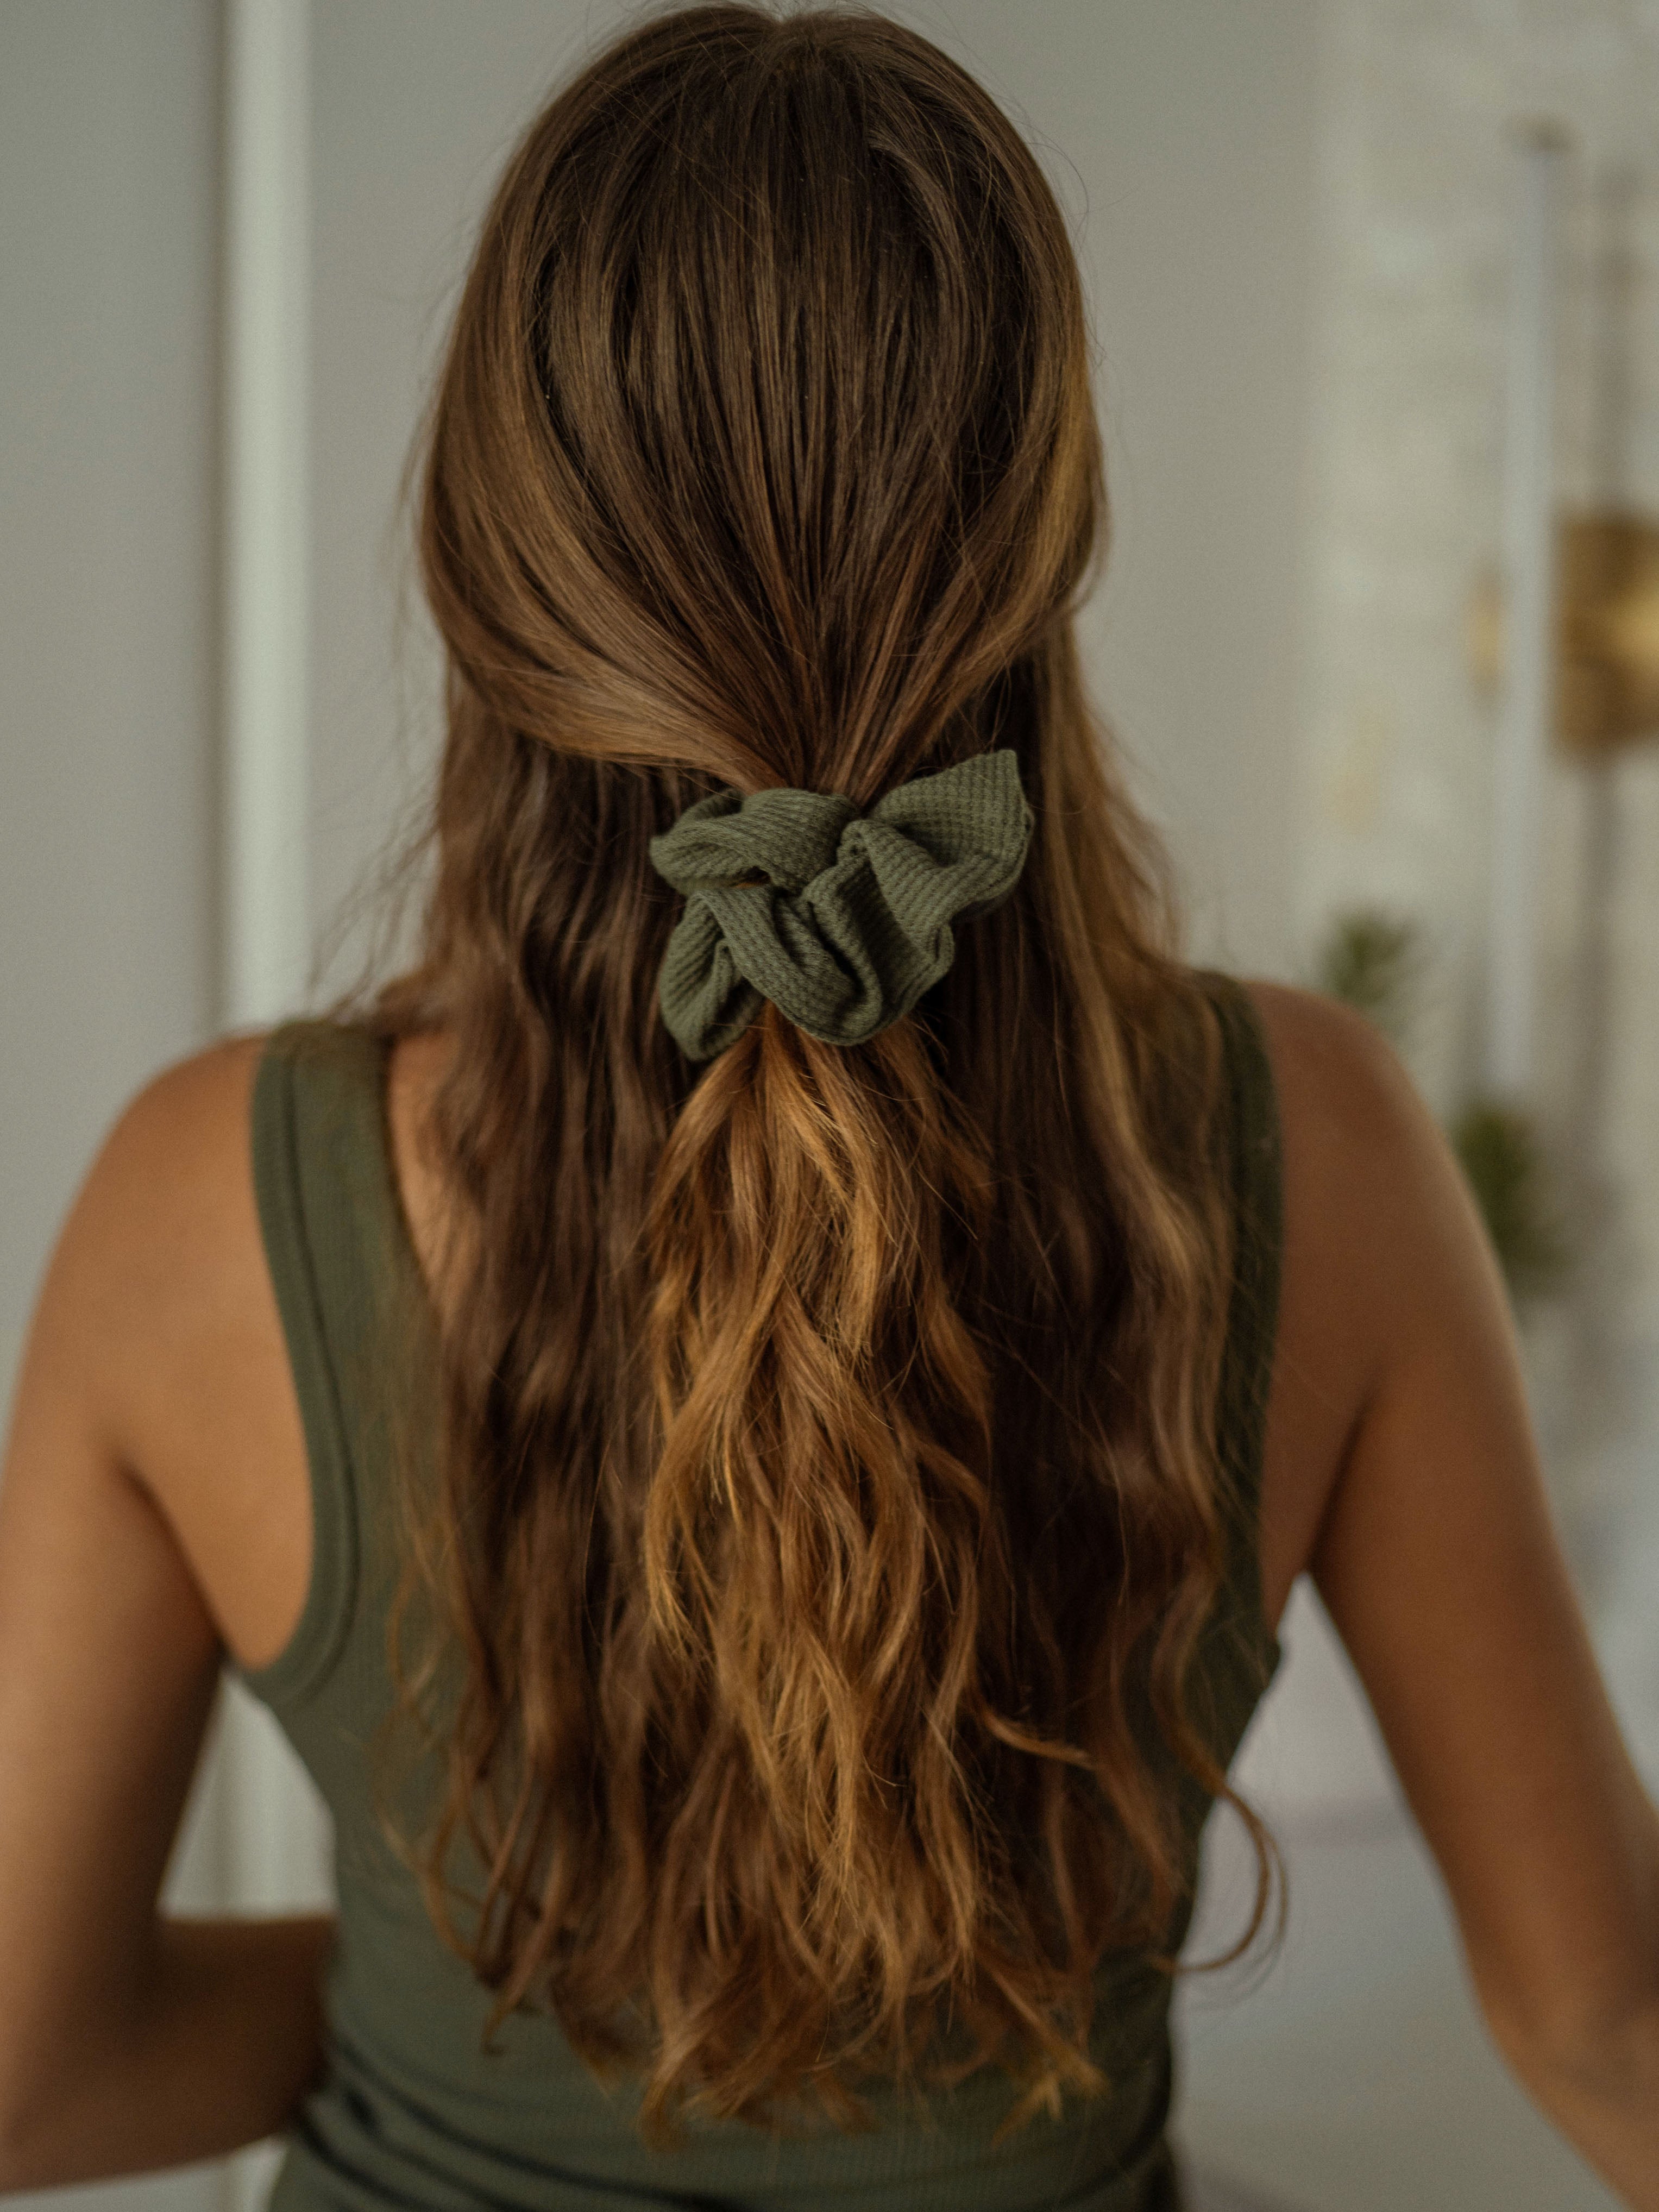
[{"left": 648, "top": 748, "right": 1034, "bottom": 1059}]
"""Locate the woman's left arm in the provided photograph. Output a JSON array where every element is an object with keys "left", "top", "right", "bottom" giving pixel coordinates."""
[{"left": 0, "top": 1048, "right": 332, "bottom": 2189}]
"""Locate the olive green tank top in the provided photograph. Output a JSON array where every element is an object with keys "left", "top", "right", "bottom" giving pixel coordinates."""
[{"left": 230, "top": 968, "right": 1283, "bottom": 2212}]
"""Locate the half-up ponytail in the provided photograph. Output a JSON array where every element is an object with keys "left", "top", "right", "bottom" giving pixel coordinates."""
[{"left": 351, "top": 0, "right": 1271, "bottom": 2143}]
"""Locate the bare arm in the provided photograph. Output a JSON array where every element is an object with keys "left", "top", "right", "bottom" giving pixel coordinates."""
[
  {"left": 1250, "top": 982, "right": 1659, "bottom": 2207},
  {"left": 0, "top": 1042, "right": 334, "bottom": 2188}
]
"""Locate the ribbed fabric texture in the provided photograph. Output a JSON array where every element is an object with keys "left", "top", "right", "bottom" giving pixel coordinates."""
[
  {"left": 648, "top": 749, "right": 1034, "bottom": 1058},
  {"left": 230, "top": 969, "right": 1283, "bottom": 2212}
]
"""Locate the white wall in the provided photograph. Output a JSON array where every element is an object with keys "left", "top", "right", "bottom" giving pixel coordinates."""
[
  {"left": 1, "top": 0, "right": 221, "bottom": 1410},
  {"left": 1, "top": 12, "right": 228, "bottom": 2212}
]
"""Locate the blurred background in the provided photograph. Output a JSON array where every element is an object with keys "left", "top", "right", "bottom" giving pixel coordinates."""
[{"left": 4, "top": 3, "right": 1658, "bottom": 2208}]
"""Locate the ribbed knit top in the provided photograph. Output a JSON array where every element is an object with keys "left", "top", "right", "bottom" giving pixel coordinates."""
[{"left": 230, "top": 967, "right": 1283, "bottom": 2212}]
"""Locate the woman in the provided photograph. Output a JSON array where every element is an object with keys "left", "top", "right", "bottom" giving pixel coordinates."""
[{"left": 1, "top": 5, "right": 1655, "bottom": 2206}]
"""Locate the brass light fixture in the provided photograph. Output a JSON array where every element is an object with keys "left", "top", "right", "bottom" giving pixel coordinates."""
[{"left": 1468, "top": 510, "right": 1659, "bottom": 754}]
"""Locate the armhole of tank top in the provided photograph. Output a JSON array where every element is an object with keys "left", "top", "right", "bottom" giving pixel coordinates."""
[
  {"left": 230, "top": 1023, "right": 363, "bottom": 1713},
  {"left": 1201, "top": 967, "right": 1286, "bottom": 1676}
]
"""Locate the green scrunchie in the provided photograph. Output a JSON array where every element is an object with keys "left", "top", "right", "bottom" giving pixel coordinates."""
[{"left": 648, "top": 749, "right": 1033, "bottom": 1060}]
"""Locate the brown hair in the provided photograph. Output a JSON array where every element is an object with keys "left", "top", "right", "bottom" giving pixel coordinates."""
[{"left": 345, "top": 0, "right": 1271, "bottom": 2144}]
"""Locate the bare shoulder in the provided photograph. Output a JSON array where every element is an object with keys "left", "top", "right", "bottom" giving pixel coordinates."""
[
  {"left": 1230, "top": 978, "right": 1499, "bottom": 1622},
  {"left": 1237, "top": 976, "right": 1486, "bottom": 1331},
  {"left": 1240, "top": 975, "right": 1434, "bottom": 1175},
  {"left": 1236, "top": 976, "right": 1659, "bottom": 2089},
  {"left": 41, "top": 1032, "right": 267, "bottom": 1271},
  {"left": 81, "top": 1028, "right": 267, "bottom": 1199},
  {"left": 27, "top": 1031, "right": 281, "bottom": 1490},
  {"left": 47, "top": 1031, "right": 269, "bottom": 1279},
  {"left": 1223, "top": 989, "right": 1659, "bottom": 2121},
  {"left": 0, "top": 1027, "right": 324, "bottom": 1672}
]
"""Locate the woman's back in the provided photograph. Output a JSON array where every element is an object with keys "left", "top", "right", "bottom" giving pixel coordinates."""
[
  {"left": 229, "top": 966, "right": 1281, "bottom": 2212},
  {"left": 5, "top": 931, "right": 1656, "bottom": 2198}
]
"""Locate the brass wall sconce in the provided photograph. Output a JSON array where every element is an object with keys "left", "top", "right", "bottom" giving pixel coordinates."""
[{"left": 1468, "top": 511, "right": 1659, "bottom": 755}]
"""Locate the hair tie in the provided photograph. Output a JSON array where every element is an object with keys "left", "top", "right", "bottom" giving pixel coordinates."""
[{"left": 647, "top": 749, "right": 1033, "bottom": 1061}]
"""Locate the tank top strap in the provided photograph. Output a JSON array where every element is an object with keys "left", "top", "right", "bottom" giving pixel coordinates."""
[
  {"left": 233, "top": 1017, "right": 418, "bottom": 1714},
  {"left": 1189, "top": 966, "right": 1286, "bottom": 1741}
]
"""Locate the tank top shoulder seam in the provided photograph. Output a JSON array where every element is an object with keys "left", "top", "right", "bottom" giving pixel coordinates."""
[{"left": 232, "top": 1018, "right": 377, "bottom": 1710}]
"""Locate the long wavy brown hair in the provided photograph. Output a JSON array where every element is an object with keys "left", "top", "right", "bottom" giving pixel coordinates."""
[{"left": 342, "top": 0, "right": 1273, "bottom": 2146}]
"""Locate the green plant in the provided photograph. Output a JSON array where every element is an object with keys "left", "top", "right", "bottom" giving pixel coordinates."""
[
  {"left": 1448, "top": 1098, "right": 1571, "bottom": 1304},
  {"left": 1312, "top": 908, "right": 1424, "bottom": 1046}
]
